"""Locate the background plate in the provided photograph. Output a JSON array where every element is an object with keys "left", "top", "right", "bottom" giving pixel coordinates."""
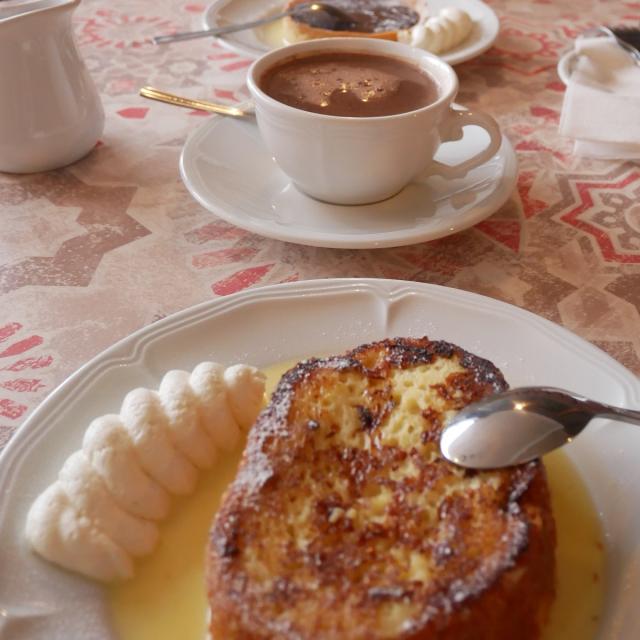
[
  {"left": 1, "top": 279, "right": 639, "bottom": 638},
  {"left": 202, "top": 0, "right": 500, "bottom": 65}
]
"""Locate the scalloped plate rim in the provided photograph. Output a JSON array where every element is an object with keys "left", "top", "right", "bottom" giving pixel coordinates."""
[{"left": 1, "top": 277, "right": 637, "bottom": 490}]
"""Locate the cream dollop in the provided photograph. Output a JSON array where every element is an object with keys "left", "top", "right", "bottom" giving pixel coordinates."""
[
  {"left": 25, "top": 362, "right": 266, "bottom": 582},
  {"left": 189, "top": 362, "right": 243, "bottom": 452},
  {"left": 121, "top": 388, "right": 198, "bottom": 496},
  {"left": 402, "top": 8, "right": 473, "bottom": 54},
  {"left": 224, "top": 364, "right": 268, "bottom": 431},
  {"left": 58, "top": 451, "right": 159, "bottom": 558},
  {"left": 83, "top": 414, "right": 171, "bottom": 520},
  {"left": 26, "top": 483, "right": 134, "bottom": 582}
]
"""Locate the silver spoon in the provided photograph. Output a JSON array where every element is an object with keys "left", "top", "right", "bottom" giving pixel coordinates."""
[
  {"left": 440, "top": 386, "right": 640, "bottom": 469},
  {"left": 153, "top": 2, "right": 356, "bottom": 45}
]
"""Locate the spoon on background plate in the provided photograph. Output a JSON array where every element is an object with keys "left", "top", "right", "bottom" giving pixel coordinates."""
[
  {"left": 440, "top": 387, "right": 640, "bottom": 469},
  {"left": 153, "top": 2, "right": 356, "bottom": 45}
]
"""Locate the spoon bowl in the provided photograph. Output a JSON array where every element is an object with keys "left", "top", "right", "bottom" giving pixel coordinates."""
[
  {"left": 294, "top": 2, "right": 358, "bottom": 30},
  {"left": 440, "top": 386, "right": 640, "bottom": 469}
]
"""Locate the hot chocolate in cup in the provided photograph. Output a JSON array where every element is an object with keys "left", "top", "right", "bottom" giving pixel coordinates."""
[{"left": 247, "top": 37, "right": 502, "bottom": 205}]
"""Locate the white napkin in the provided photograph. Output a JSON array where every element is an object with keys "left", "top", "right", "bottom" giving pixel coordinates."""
[{"left": 559, "top": 36, "right": 640, "bottom": 159}]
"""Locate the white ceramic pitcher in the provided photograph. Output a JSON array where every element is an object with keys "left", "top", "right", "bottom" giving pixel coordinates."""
[{"left": 0, "top": 0, "right": 104, "bottom": 173}]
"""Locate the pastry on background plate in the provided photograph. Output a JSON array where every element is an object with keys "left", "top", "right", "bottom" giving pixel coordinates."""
[
  {"left": 207, "top": 337, "right": 556, "bottom": 639},
  {"left": 283, "top": 0, "right": 421, "bottom": 42}
]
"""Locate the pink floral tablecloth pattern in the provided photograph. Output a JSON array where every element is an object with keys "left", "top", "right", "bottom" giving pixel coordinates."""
[{"left": 1, "top": 0, "right": 639, "bottom": 449}]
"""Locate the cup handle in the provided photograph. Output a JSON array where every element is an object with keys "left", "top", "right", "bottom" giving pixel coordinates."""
[{"left": 428, "top": 106, "right": 502, "bottom": 179}]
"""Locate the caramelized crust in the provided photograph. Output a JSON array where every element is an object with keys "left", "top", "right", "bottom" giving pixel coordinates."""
[{"left": 207, "top": 337, "right": 556, "bottom": 639}]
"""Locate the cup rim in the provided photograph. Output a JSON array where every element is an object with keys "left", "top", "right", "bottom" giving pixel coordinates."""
[{"left": 247, "top": 37, "right": 458, "bottom": 122}]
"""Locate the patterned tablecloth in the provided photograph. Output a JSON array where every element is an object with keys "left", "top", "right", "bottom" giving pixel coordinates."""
[{"left": 0, "top": 0, "right": 639, "bottom": 450}]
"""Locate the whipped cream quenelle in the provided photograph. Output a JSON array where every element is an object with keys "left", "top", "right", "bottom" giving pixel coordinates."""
[
  {"left": 400, "top": 8, "right": 473, "bottom": 55},
  {"left": 25, "top": 362, "right": 266, "bottom": 582}
]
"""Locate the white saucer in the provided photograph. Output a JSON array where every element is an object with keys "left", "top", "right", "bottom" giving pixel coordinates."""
[
  {"left": 180, "top": 115, "right": 517, "bottom": 249},
  {"left": 202, "top": 0, "right": 500, "bottom": 66}
]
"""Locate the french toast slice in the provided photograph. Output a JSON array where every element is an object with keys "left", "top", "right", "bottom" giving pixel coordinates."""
[{"left": 207, "top": 337, "right": 556, "bottom": 639}]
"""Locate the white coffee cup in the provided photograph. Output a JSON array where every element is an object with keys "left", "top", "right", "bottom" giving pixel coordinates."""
[{"left": 247, "top": 37, "right": 502, "bottom": 205}]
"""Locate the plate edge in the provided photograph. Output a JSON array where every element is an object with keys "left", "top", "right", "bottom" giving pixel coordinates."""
[{"left": 1, "top": 277, "right": 637, "bottom": 496}]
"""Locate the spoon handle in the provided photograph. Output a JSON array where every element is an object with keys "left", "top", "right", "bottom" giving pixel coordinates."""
[
  {"left": 595, "top": 404, "right": 640, "bottom": 426},
  {"left": 153, "top": 10, "right": 289, "bottom": 44},
  {"left": 139, "top": 86, "right": 248, "bottom": 118}
]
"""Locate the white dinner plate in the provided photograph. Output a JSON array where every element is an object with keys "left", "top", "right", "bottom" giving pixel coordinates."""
[
  {"left": 202, "top": 0, "right": 500, "bottom": 65},
  {"left": 1, "top": 278, "right": 639, "bottom": 639},
  {"left": 180, "top": 115, "right": 517, "bottom": 249}
]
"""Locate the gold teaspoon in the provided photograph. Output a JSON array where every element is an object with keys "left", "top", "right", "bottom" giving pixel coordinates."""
[{"left": 139, "top": 86, "right": 250, "bottom": 118}]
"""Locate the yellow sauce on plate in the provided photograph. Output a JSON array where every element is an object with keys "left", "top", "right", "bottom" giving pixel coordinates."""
[
  {"left": 108, "top": 360, "right": 605, "bottom": 639},
  {"left": 543, "top": 449, "right": 605, "bottom": 637}
]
